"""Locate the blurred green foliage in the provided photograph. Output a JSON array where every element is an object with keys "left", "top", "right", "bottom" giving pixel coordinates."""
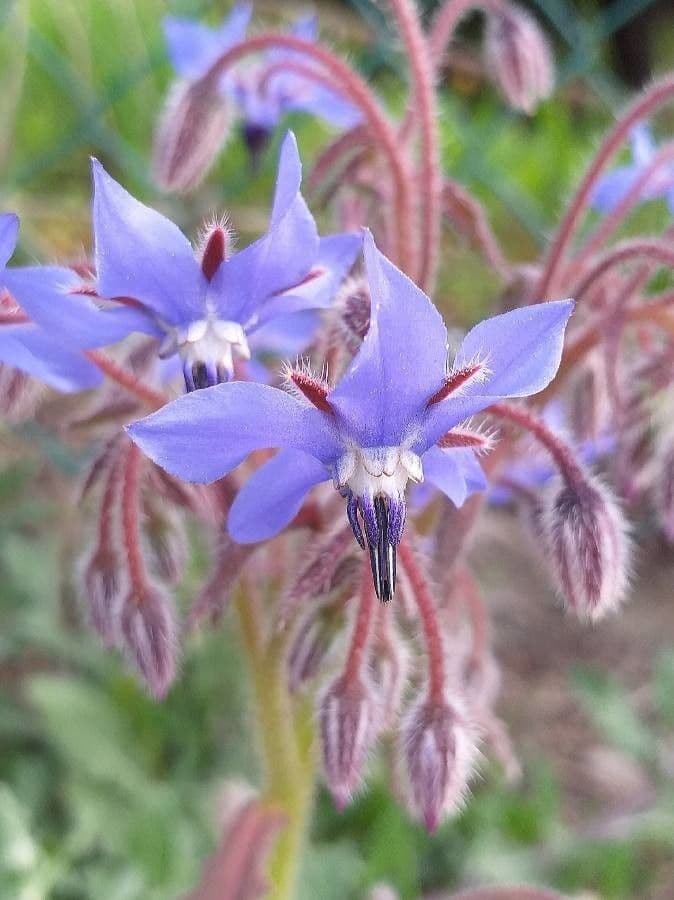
[{"left": 1, "top": 0, "right": 674, "bottom": 898}]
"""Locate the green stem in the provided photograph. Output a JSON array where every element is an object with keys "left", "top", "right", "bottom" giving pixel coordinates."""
[{"left": 235, "top": 590, "right": 317, "bottom": 900}]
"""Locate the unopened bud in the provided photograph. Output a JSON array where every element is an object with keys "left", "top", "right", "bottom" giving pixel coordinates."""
[
  {"left": 319, "top": 675, "right": 380, "bottom": 809},
  {"left": 334, "top": 276, "right": 371, "bottom": 355},
  {"left": 542, "top": 474, "right": 630, "bottom": 621},
  {"left": 485, "top": 4, "right": 554, "bottom": 115},
  {"left": 120, "top": 584, "right": 179, "bottom": 699},
  {"left": 153, "top": 80, "right": 231, "bottom": 194},
  {"left": 287, "top": 599, "right": 346, "bottom": 692},
  {"left": 81, "top": 546, "right": 124, "bottom": 648},
  {"left": 401, "top": 694, "right": 478, "bottom": 832},
  {"left": 0, "top": 365, "right": 43, "bottom": 423},
  {"left": 144, "top": 501, "right": 188, "bottom": 584}
]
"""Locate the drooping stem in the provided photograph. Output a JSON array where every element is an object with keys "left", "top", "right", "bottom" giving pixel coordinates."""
[
  {"left": 488, "top": 401, "right": 586, "bottom": 490},
  {"left": 429, "top": 0, "right": 504, "bottom": 66},
  {"left": 572, "top": 239, "right": 674, "bottom": 303},
  {"left": 389, "top": 0, "right": 442, "bottom": 291},
  {"left": 567, "top": 141, "right": 674, "bottom": 279},
  {"left": 200, "top": 34, "right": 414, "bottom": 272},
  {"left": 121, "top": 442, "right": 150, "bottom": 598},
  {"left": 534, "top": 74, "right": 674, "bottom": 300},
  {"left": 343, "top": 565, "right": 376, "bottom": 683},
  {"left": 399, "top": 540, "right": 446, "bottom": 702},
  {"left": 87, "top": 350, "right": 167, "bottom": 410}
]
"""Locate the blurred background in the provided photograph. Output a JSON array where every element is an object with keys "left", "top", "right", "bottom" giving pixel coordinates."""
[{"left": 1, "top": 1, "right": 674, "bottom": 898}]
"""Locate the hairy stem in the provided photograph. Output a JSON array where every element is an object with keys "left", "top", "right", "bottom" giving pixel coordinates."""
[
  {"left": 534, "top": 74, "right": 674, "bottom": 300},
  {"left": 87, "top": 350, "right": 167, "bottom": 409},
  {"left": 399, "top": 540, "right": 446, "bottom": 701},
  {"left": 200, "top": 34, "right": 414, "bottom": 272}
]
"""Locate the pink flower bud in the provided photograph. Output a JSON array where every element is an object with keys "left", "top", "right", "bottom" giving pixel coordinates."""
[
  {"left": 120, "top": 584, "right": 179, "bottom": 699},
  {"left": 287, "top": 599, "right": 345, "bottom": 693},
  {"left": 153, "top": 81, "right": 231, "bottom": 194},
  {"left": 334, "top": 276, "right": 371, "bottom": 354},
  {"left": 144, "top": 501, "right": 188, "bottom": 585},
  {"left": 319, "top": 675, "right": 380, "bottom": 809},
  {"left": 401, "top": 694, "right": 478, "bottom": 832},
  {"left": 542, "top": 474, "right": 630, "bottom": 621},
  {"left": 484, "top": 4, "right": 554, "bottom": 115},
  {"left": 81, "top": 546, "right": 124, "bottom": 648}
]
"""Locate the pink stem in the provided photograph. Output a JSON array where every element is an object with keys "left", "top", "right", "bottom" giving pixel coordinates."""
[
  {"left": 307, "top": 125, "right": 370, "bottom": 195},
  {"left": 572, "top": 239, "right": 674, "bottom": 302},
  {"left": 533, "top": 73, "right": 674, "bottom": 300},
  {"left": 567, "top": 141, "right": 674, "bottom": 278},
  {"left": 121, "top": 442, "right": 149, "bottom": 599},
  {"left": 430, "top": 0, "right": 505, "bottom": 66},
  {"left": 488, "top": 401, "right": 586, "bottom": 490},
  {"left": 343, "top": 565, "right": 376, "bottom": 683},
  {"left": 399, "top": 540, "right": 446, "bottom": 702},
  {"left": 87, "top": 350, "right": 167, "bottom": 410},
  {"left": 390, "top": 0, "right": 442, "bottom": 291},
  {"left": 200, "top": 34, "right": 414, "bottom": 273}
]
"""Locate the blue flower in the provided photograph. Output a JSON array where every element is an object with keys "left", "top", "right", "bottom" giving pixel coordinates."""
[
  {"left": 0, "top": 213, "right": 102, "bottom": 392},
  {"left": 163, "top": 7, "right": 361, "bottom": 161},
  {"left": 0, "top": 134, "right": 360, "bottom": 393},
  {"left": 128, "top": 231, "right": 573, "bottom": 601},
  {"left": 591, "top": 124, "right": 674, "bottom": 215}
]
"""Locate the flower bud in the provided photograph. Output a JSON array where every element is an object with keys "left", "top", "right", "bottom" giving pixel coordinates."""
[
  {"left": 143, "top": 500, "right": 188, "bottom": 585},
  {"left": 81, "top": 546, "right": 124, "bottom": 648},
  {"left": 542, "top": 474, "right": 630, "bottom": 621},
  {"left": 484, "top": 4, "right": 554, "bottom": 115},
  {"left": 401, "top": 694, "right": 478, "bottom": 832},
  {"left": 371, "top": 625, "right": 410, "bottom": 730},
  {"left": 333, "top": 276, "right": 371, "bottom": 355},
  {"left": 120, "top": 584, "right": 179, "bottom": 699},
  {"left": 319, "top": 675, "right": 380, "bottom": 809},
  {"left": 153, "top": 80, "right": 231, "bottom": 194},
  {"left": 287, "top": 599, "right": 346, "bottom": 693}
]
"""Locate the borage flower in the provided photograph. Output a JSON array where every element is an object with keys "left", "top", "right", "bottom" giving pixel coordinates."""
[
  {"left": 1, "top": 133, "right": 360, "bottom": 393},
  {"left": 0, "top": 213, "right": 102, "bottom": 393},
  {"left": 591, "top": 124, "right": 674, "bottom": 215},
  {"left": 128, "top": 232, "right": 573, "bottom": 601},
  {"left": 164, "top": 7, "right": 361, "bottom": 163}
]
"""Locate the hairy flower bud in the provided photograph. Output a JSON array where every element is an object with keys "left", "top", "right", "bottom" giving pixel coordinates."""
[
  {"left": 153, "top": 80, "right": 231, "bottom": 194},
  {"left": 484, "top": 4, "right": 554, "bottom": 115},
  {"left": 371, "top": 625, "right": 410, "bottom": 730},
  {"left": 319, "top": 675, "right": 380, "bottom": 809},
  {"left": 81, "top": 546, "right": 124, "bottom": 648},
  {"left": 542, "top": 474, "right": 630, "bottom": 621},
  {"left": 401, "top": 694, "right": 478, "bottom": 832},
  {"left": 120, "top": 584, "right": 179, "bottom": 699},
  {"left": 144, "top": 501, "right": 188, "bottom": 584},
  {"left": 287, "top": 599, "right": 346, "bottom": 693},
  {"left": 333, "top": 276, "right": 371, "bottom": 354}
]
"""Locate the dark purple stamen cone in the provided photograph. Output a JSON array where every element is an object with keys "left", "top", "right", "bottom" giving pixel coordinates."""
[
  {"left": 345, "top": 495, "right": 403, "bottom": 602},
  {"left": 542, "top": 474, "right": 630, "bottom": 622},
  {"left": 401, "top": 695, "right": 478, "bottom": 832},
  {"left": 120, "top": 585, "right": 178, "bottom": 699}
]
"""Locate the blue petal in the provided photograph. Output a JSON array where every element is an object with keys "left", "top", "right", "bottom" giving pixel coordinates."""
[
  {"left": 422, "top": 446, "right": 487, "bottom": 507},
  {"left": 0, "top": 323, "right": 102, "bottom": 392},
  {"left": 250, "top": 232, "right": 361, "bottom": 328},
  {"left": 210, "top": 132, "right": 319, "bottom": 323},
  {"left": 667, "top": 185, "right": 674, "bottom": 216},
  {"left": 629, "top": 124, "right": 656, "bottom": 166},
  {"left": 248, "top": 310, "right": 320, "bottom": 357},
  {"left": 290, "top": 14, "right": 318, "bottom": 42},
  {"left": 2, "top": 267, "right": 159, "bottom": 348},
  {"left": 329, "top": 230, "right": 449, "bottom": 446},
  {"left": 127, "top": 381, "right": 341, "bottom": 483},
  {"left": 0, "top": 213, "right": 19, "bottom": 268},
  {"left": 228, "top": 448, "right": 329, "bottom": 542},
  {"left": 92, "top": 159, "right": 205, "bottom": 326},
  {"left": 286, "top": 86, "right": 362, "bottom": 130},
  {"left": 163, "top": 4, "right": 252, "bottom": 81},
  {"left": 590, "top": 166, "right": 641, "bottom": 214},
  {"left": 421, "top": 300, "right": 574, "bottom": 451}
]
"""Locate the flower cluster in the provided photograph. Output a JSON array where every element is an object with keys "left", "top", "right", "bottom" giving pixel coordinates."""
[{"left": 5, "top": 0, "right": 674, "bottom": 892}]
